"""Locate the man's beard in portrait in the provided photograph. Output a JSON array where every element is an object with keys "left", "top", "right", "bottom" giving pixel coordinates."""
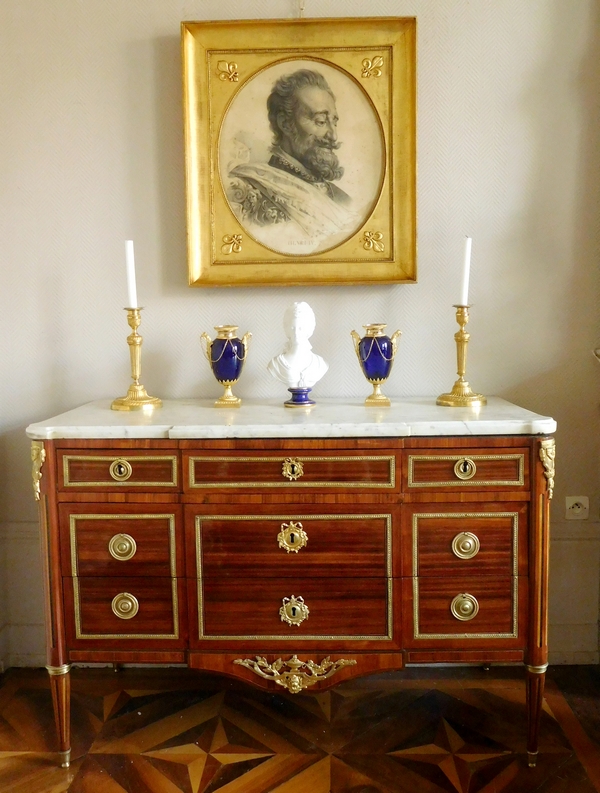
[{"left": 291, "top": 129, "right": 344, "bottom": 182}]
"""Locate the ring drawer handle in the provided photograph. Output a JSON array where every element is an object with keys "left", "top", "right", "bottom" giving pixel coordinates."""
[
  {"left": 109, "top": 459, "right": 133, "bottom": 482},
  {"left": 108, "top": 533, "right": 137, "bottom": 561},
  {"left": 451, "top": 532, "right": 480, "bottom": 559},
  {"left": 282, "top": 458, "right": 304, "bottom": 481},
  {"left": 111, "top": 592, "right": 139, "bottom": 620},
  {"left": 454, "top": 458, "right": 476, "bottom": 480},
  {"left": 450, "top": 593, "right": 479, "bottom": 621},
  {"left": 278, "top": 521, "right": 308, "bottom": 553},
  {"left": 280, "top": 595, "right": 309, "bottom": 626}
]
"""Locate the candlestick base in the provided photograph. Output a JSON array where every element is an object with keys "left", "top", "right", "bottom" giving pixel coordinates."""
[
  {"left": 111, "top": 383, "right": 162, "bottom": 411},
  {"left": 436, "top": 378, "right": 487, "bottom": 407}
]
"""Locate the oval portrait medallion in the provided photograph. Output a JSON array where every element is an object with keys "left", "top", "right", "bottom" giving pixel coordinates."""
[{"left": 219, "top": 58, "right": 385, "bottom": 256}]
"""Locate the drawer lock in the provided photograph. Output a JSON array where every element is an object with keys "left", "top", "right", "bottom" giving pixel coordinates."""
[
  {"left": 450, "top": 593, "right": 479, "bottom": 621},
  {"left": 277, "top": 521, "right": 308, "bottom": 553},
  {"left": 282, "top": 458, "right": 304, "bottom": 481},
  {"left": 111, "top": 592, "right": 139, "bottom": 620},
  {"left": 454, "top": 458, "right": 476, "bottom": 480},
  {"left": 451, "top": 532, "right": 480, "bottom": 560},
  {"left": 280, "top": 595, "right": 309, "bottom": 626},
  {"left": 109, "top": 459, "right": 133, "bottom": 482},
  {"left": 108, "top": 533, "right": 137, "bottom": 561}
]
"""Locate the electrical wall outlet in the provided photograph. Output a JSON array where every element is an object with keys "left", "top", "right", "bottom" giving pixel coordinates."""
[{"left": 565, "top": 496, "right": 589, "bottom": 520}]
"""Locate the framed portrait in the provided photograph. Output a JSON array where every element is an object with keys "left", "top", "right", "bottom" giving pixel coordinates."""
[{"left": 182, "top": 17, "right": 416, "bottom": 287}]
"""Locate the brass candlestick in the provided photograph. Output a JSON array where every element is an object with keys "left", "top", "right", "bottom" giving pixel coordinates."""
[
  {"left": 436, "top": 305, "right": 487, "bottom": 407},
  {"left": 111, "top": 308, "right": 162, "bottom": 411}
]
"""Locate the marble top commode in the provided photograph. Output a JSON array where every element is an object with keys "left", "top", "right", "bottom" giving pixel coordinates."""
[{"left": 26, "top": 397, "right": 556, "bottom": 440}]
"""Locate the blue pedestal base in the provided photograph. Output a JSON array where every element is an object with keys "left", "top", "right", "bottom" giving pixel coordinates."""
[{"left": 284, "top": 387, "right": 315, "bottom": 408}]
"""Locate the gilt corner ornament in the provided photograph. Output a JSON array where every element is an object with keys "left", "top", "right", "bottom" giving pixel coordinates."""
[
  {"left": 361, "top": 56, "right": 384, "bottom": 78},
  {"left": 233, "top": 654, "right": 357, "bottom": 693},
  {"left": 539, "top": 438, "right": 555, "bottom": 499},
  {"left": 31, "top": 441, "right": 46, "bottom": 501}
]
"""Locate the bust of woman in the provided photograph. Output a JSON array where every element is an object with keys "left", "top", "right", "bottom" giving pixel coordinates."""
[{"left": 267, "top": 302, "right": 328, "bottom": 388}]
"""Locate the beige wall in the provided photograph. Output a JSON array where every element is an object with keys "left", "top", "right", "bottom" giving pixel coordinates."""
[{"left": 0, "top": 0, "right": 599, "bottom": 667}]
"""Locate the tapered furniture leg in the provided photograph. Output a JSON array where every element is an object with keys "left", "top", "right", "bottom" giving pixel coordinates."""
[
  {"left": 525, "top": 663, "right": 547, "bottom": 767},
  {"left": 46, "top": 664, "right": 72, "bottom": 768}
]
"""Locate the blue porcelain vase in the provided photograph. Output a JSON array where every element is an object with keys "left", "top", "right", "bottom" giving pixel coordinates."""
[
  {"left": 351, "top": 324, "right": 401, "bottom": 406},
  {"left": 201, "top": 325, "right": 251, "bottom": 407}
]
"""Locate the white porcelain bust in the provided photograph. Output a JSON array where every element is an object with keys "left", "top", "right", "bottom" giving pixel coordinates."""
[{"left": 267, "top": 302, "right": 329, "bottom": 388}]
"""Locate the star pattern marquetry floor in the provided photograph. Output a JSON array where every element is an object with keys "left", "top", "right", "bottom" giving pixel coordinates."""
[{"left": 0, "top": 667, "right": 599, "bottom": 792}]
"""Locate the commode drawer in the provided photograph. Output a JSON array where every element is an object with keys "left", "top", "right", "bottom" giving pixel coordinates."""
[
  {"left": 194, "top": 577, "right": 392, "bottom": 642},
  {"left": 402, "top": 576, "right": 527, "bottom": 648},
  {"left": 405, "top": 450, "right": 528, "bottom": 491},
  {"left": 190, "top": 510, "right": 392, "bottom": 578},
  {"left": 184, "top": 451, "right": 397, "bottom": 491},
  {"left": 58, "top": 450, "right": 179, "bottom": 490},
  {"left": 401, "top": 504, "right": 528, "bottom": 577},
  {"left": 59, "top": 505, "right": 183, "bottom": 577},
  {"left": 64, "top": 577, "right": 186, "bottom": 645}
]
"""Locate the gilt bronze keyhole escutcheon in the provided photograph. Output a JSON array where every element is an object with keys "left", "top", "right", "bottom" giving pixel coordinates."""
[
  {"left": 109, "top": 458, "right": 133, "bottom": 482},
  {"left": 454, "top": 458, "right": 476, "bottom": 480},
  {"left": 279, "top": 595, "right": 309, "bottom": 626},
  {"left": 282, "top": 458, "right": 304, "bottom": 481},
  {"left": 278, "top": 521, "right": 308, "bottom": 553}
]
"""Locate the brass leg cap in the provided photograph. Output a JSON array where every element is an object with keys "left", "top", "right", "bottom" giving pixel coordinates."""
[
  {"left": 59, "top": 749, "right": 71, "bottom": 768},
  {"left": 527, "top": 751, "right": 538, "bottom": 767}
]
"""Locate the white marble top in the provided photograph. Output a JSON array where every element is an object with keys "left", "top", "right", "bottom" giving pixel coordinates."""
[{"left": 26, "top": 397, "right": 556, "bottom": 440}]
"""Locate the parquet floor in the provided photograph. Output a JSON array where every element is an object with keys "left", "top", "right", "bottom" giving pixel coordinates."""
[{"left": 0, "top": 665, "right": 599, "bottom": 792}]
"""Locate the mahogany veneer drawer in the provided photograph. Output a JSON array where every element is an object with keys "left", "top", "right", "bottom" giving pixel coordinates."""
[
  {"left": 405, "top": 450, "right": 528, "bottom": 491},
  {"left": 64, "top": 577, "right": 185, "bottom": 644},
  {"left": 195, "top": 577, "right": 392, "bottom": 640},
  {"left": 402, "top": 576, "right": 527, "bottom": 647},
  {"left": 58, "top": 451, "right": 179, "bottom": 490},
  {"left": 185, "top": 451, "right": 397, "bottom": 491},
  {"left": 401, "top": 505, "right": 528, "bottom": 577},
  {"left": 59, "top": 505, "right": 183, "bottom": 577},
  {"left": 191, "top": 511, "right": 392, "bottom": 578}
]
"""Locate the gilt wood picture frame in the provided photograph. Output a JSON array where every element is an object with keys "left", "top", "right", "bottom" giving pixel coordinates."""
[{"left": 182, "top": 17, "right": 416, "bottom": 287}]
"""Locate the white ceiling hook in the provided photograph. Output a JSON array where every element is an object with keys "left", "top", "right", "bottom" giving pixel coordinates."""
[{"left": 297, "top": 0, "right": 306, "bottom": 18}]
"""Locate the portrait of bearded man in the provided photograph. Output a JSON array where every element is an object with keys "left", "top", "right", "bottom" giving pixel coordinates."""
[{"left": 224, "top": 67, "right": 365, "bottom": 255}]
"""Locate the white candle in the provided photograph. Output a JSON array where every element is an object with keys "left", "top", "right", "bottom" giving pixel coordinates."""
[
  {"left": 459, "top": 236, "right": 472, "bottom": 305},
  {"left": 125, "top": 240, "right": 138, "bottom": 308}
]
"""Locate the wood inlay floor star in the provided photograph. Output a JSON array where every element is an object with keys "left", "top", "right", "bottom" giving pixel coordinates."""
[{"left": 0, "top": 667, "right": 599, "bottom": 792}]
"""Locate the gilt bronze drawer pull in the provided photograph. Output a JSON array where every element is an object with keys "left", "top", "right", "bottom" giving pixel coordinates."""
[
  {"left": 451, "top": 532, "right": 480, "bottom": 559},
  {"left": 277, "top": 521, "right": 308, "bottom": 553},
  {"left": 282, "top": 458, "right": 304, "bottom": 481},
  {"left": 108, "top": 533, "right": 137, "bottom": 561},
  {"left": 454, "top": 458, "right": 476, "bottom": 480},
  {"left": 111, "top": 592, "right": 139, "bottom": 620},
  {"left": 450, "top": 593, "right": 479, "bottom": 621},
  {"left": 109, "top": 458, "right": 133, "bottom": 482},
  {"left": 280, "top": 595, "right": 309, "bottom": 626}
]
